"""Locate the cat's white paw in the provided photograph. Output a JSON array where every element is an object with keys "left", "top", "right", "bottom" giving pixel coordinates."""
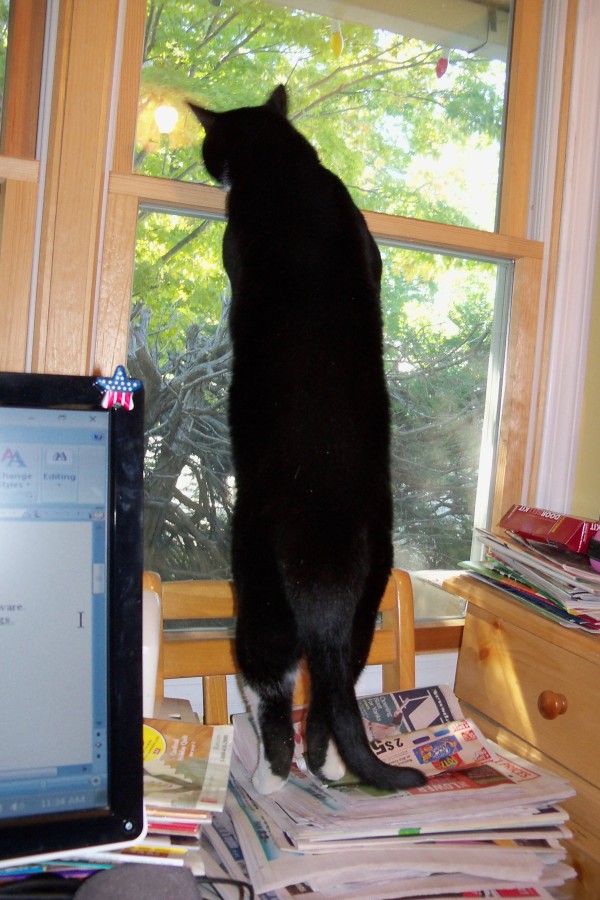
[
  {"left": 252, "top": 756, "right": 287, "bottom": 794},
  {"left": 320, "top": 738, "right": 346, "bottom": 782}
]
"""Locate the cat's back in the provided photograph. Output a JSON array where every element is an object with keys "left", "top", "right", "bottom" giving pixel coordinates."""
[
  {"left": 204, "top": 90, "right": 390, "bottom": 534},
  {"left": 223, "top": 101, "right": 383, "bottom": 387},
  {"left": 226, "top": 129, "right": 379, "bottom": 317},
  {"left": 220, "top": 104, "right": 370, "bottom": 255},
  {"left": 227, "top": 136, "right": 387, "bottom": 480}
]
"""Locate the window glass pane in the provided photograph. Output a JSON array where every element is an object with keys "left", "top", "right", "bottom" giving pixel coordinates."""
[
  {"left": 129, "top": 211, "right": 232, "bottom": 579},
  {"left": 136, "top": 0, "right": 512, "bottom": 230},
  {"left": 129, "top": 210, "right": 508, "bottom": 579}
]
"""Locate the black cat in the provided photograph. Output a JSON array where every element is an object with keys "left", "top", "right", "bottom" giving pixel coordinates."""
[{"left": 190, "top": 86, "right": 425, "bottom": 794}]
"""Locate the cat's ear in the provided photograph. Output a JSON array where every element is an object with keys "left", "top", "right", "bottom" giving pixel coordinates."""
[
  {"left": 266, "top": 84, "right": 288, "bottom": 118},
  {"left": 189, "top": 103, "right": 217, "bottom": 133}
]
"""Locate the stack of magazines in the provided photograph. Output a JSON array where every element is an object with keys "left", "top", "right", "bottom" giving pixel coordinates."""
[
  {"left": 200, "top": 684, "right": 576, "bottom": 899},
  {"left": 76, "top": 718, "right": 235, "bottom": 874},
  {"left": 464, "top": 505, "right": 600, "bottom": 633},
  {"left": 132, "top": 717, "right": 235, "bottom": 871}
]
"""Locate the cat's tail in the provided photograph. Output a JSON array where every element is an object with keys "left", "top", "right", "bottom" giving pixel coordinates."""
[
  {"left": 305, "top": 642, "right": 427, "bottom": 792},
  {"left": 331, "top": 684, "right": 428, "bottom": 792}
]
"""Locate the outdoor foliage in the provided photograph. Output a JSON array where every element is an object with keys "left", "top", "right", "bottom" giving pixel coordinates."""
[{"left": 129, "top": 0, "right": 508, "bottom": 579}]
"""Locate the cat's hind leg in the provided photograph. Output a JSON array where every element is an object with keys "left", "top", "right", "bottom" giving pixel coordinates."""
[
  {"left": 233, "top": 519, "right": 300, "bottom": 794},
  {"left": 298, "top": 528, "right": 392, "bottom": 786},
  {"left": 243, "top": 669, "right": 298, "bottom": 794},
  {"left": 303, "top": 638, "right": 349, "bottom": 783},
  {"left": 306, "top": 565, "right": 385, "bottom": 784},
  {"left": 306, "top": 706, "right": 346, "bottom": 782}
]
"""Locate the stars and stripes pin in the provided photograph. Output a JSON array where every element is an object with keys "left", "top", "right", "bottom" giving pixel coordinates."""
[{"left": 95, "top": 366, "right": 142, "bottom": 410}]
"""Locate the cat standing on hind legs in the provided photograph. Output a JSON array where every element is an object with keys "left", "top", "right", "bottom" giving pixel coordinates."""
[{"left": 190, "top": 85, "right": 426, "bottom": 794}]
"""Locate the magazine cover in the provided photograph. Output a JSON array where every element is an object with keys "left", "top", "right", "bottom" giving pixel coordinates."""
[{"left": 143, "top": 718, "right": 233, "bottom": 813}]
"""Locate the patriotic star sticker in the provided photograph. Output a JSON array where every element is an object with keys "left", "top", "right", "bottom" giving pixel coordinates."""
[{"left": 96, "top": 366, "right": 142, "bottom": 410}]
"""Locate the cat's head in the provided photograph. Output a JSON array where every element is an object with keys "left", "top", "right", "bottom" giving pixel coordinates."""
[{"left": 189, "top": 85, "right": 311, "bottom": 186}]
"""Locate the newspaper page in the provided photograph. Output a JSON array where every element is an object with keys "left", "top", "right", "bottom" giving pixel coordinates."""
[
  {"left": 367, "top": 718, "right": 494, "bottom": 777},
  {"left": 201, "top": 811, "right": 566, "bottom": 900},
  {"left": 235, "top": 683, "right": 477, "bottom": 777},
  {"left": 357, "top": 684, "right": 463, "bottom": 733},
  {"left": 297, "top": 869, "right": 572, "bottom": 900},
  {"left": 232, "top": 725, "right": 573, "bottom": 842}
]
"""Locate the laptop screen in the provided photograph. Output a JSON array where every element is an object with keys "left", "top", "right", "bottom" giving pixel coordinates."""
[{"left": 0, "top": 372, "right": 145, "bottom": 867}]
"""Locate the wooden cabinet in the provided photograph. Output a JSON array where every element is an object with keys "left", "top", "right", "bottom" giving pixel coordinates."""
[{"left": 444, "top": 574, "right": 600, "bottom": 899}]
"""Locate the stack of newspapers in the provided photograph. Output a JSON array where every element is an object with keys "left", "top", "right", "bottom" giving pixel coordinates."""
[{"left": 200, "top": 685, "right": 576, "bottom": 899}]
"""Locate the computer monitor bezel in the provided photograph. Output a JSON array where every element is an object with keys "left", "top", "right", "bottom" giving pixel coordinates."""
[{"left": 0, "top": 371, "right": 146, "bottom": 866}]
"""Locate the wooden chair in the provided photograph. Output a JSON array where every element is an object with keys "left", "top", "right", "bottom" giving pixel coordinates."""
[{"left": 143, "top": 568, "right": 417, "bottom": 725}]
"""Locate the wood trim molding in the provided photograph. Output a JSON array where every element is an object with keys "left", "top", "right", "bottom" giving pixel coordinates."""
[
  {"left": 364, "top": 211, "right": 543, "bottom": 261},
  {"left": 0, "top": 179, "right": 38, "bottom": 370},
  {"left": 1, "top": 0, "right": 46, "bottom": 159},
  {"left": 0, "top": 157, "right": 40, "bottom": 182},
  {"left": 112, "top": 0, "right": 146, "bottom": 175},
  {"left": 31, "top": 0, "right": 122, "bottom": 375},
  {"left": 534, "top": 0, "right": 600, "bottom": 512},
  {"left": 108, "top": 172, "right": 543, "bottom": 261},
  {"left": 492, "top": 255, "right": 544, "bottom": 520},
  {"left": 94, "top": 192, "right": 139, "bottom": 375},
  {"left": 498, "top": 0, "right": 544, "bottom": 236},
  {"left": 109, "top": 172, "right": 226, "bottom": 217}
]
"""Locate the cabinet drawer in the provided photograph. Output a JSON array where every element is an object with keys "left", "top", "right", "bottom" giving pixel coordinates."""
[{"left": 455, "top": 604, "right": 598, "bottom": 787}]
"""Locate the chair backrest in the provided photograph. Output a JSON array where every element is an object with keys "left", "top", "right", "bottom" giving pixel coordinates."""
[{"left": 143, "top": 568, "right": 416, "bottom": 725}]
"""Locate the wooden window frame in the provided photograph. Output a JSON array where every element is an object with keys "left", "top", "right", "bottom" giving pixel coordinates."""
[
  {"left": 96, "top": 0, "right": 548, "bottom": 528},
  {"left": 0, "top": 0, "right": 46, "bottom": 372},
  {"left": 0, "top": 0, "right": 577, "bottom": 533},
  {"left": 31, "top": 0, "right": 121, "bottom": 375}
]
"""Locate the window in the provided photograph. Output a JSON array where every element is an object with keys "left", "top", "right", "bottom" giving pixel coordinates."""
[
  {"left": 91, "top": 0, "right": 547, "bottom": 581},
  {"left": 122, "top": 0, "right": 538, "bottom": 580},
  {"left": 130, "top": 211, "right": 231, "bottom": 578},
  {"left": 130, "top": 208, "right": 511, "bottom": 577},
  {"left": 1, "top": 2, "right": 589, "bottom": 574},
  {"left": 135, "top": 0, "right": 510, "bottom": 230}
]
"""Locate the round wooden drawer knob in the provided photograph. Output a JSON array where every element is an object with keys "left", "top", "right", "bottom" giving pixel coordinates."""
[{"left": 537, "top": 690, "right": 568, "bottom": 719}]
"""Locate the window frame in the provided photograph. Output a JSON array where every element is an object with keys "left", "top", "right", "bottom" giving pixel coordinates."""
[
  {"left": 97, "top": 0, "right": 546, "bottom": 534},
  {"left": 4, "top": 0, "right": 579, "bottom": 540},
  {"left": 0, "top": 0, "right": 46, "bottom": 372}
]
